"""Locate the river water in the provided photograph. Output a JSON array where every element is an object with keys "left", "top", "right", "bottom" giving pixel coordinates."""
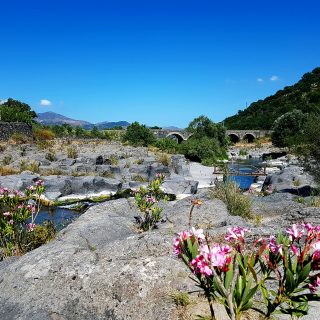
[
  {"left": 35, "top": 207, "right": 82, "bottom": 230},
  {"left": 227, "top": 158, "right": 264, "bottom": 190}
]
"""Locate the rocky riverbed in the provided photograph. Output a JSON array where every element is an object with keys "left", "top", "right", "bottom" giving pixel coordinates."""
[
  {"left": 0, "top": 140, "right": 200, "bottom": 202},
  {"left": 0, "top": 140, "right": 320, "bottom": 319}
]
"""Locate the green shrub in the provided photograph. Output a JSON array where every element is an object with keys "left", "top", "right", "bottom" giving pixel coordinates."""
[
  {"left": 295, "top": 114, "right": 320, "bottom": 183},
  {"left": 1, "top": 155, "right": 12, "bottom": 166},
  {"left": 28, "top": 221, "right": 56, "bottom": 250},
  {"left": 20, "top": 146, "right": 27, "bottom": 156},
  {"left": 0, "top": 166, "right": 19, "bottom": 176},
  {"left": 33, "top": 128, "right": 55, "bottom": 141},
  {"left": 0, "top": 98, "right": 36, "bottom": 125},
  {"left": 169, "top": 291, "right": 191, "bottom": 307},
  {"left": 180, "top": 136, "right": 227, "bottom": 165},
  {"left": 211, "top": 181, "right": 252, "bottom": 218},
  {"left": 239, "top": 149, "right": 248, "bottom": 156},
  {"left": 272, "top": 109, "right": 307, "bottom": 147},
  {"left": 10, "top": 133, "right": 30, "bottom": 144},
  {"left": 155, "top": 153, "right": 171, "bottom": 166},
  {"left": 122, "top": 122, "right": 156, "bottom": 146},
  {"left": 67, "top": 146, "right": 78, "bottom": 159},
  {"left": 132, "top": 175, "right": 148, "bottom": 182},
  {"left": 36, "top": 140, "right": 54, "bottom": 150},
  {"left": 45, "top": 150, "right": 57, "bottom": 162},
  {"left": 134, "top": 174, "right": 167, "bottom": 230},
  {"left": 109, "top": 155, "right": 119, "bottom": 165},
  {"left": 101, "top": 172, "right": 115, "bottom": 179},
  {"left": 154, "top": 138, "right": 179, "bottom": 153},
  {"left": 0, "top": 180, "right": 51, "bottom": 257},
  {"left": 20, "top": 160, "right": 40, "bottom": 173}
]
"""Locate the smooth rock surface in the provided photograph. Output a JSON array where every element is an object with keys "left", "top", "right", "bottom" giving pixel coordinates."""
[{"left": 0, "top": 196, "right": 237, "bottom": 320}]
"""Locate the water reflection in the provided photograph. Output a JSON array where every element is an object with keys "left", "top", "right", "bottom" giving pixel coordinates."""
[{"left": 36, "top": 207, "right": 81, "bottom": 231}]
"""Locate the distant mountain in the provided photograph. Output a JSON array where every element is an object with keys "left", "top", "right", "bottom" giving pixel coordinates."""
[
  {"left": 85, "top": 121, "right": 130, "bottom": 130},
  {"left": 36, "top": 112, "right": 130, "bottom": 129},
  {"left": 223, "top": 67, "right": 320, "bottom": 129},
  {"left": 36, "top": 112, "right": 91, "bottom": 127},
  {"left": 163, "top": 126, "right": 183, "bottom": 131}
]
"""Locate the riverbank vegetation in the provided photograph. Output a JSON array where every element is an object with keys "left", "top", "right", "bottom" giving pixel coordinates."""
[
  {"left": 224, "top": 67, "right": 320, "bottom": 130},
  {"left": 0, "top": 182, "right": 56, "bottom": 259}
]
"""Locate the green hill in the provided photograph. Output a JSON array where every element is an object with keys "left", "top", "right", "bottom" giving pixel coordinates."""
[{"left": 223, "top": 67, "right": 320, "bottom": 130}]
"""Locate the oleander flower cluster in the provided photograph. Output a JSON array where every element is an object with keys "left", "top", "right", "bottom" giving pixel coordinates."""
[
  {"left": 0, "top": 180, "right": 45, "bottom": 257},
  {"left": 174, "top": 223, "right": 320, "bottom": 320},
  {"left": 133, "top": 174, "right": 167, "bottom": 231}
]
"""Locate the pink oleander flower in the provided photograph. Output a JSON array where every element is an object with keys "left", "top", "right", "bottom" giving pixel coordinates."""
[
  {"left": 27, "top": 223, "right": 36, "bottom": 232},
  {"left": 199, "top": 244, "right": 232, "bottom": 273},
  {"left": 191, "top": 254, "right": 213, "bottom": 276},
  {"left": 173, "top": 228, "right": 205, "bottom": 256},
  {"left": 26, "top": 185, "right": 35, "bottom": 191},
  {"left": 35, "top": 179, "right": 44, "bottom": 186},
  {"left": 9, "top": 219, "right": 14, "bottom": 225},
  {"left": 302, "top": 223, "right": 320, "bottom": 239},
  {"left": 191, "top": 227, "right": 205, "bottom": 241},
  {"left": 291, "top": 245, "right": 300, "bottom": 256},
  {"left": 155, "top": 173, "right": 165, "bottom": 180},
  {"left": 269, "top": 236, "right": 283, "bottom": 255},
  {"left": 286, "top": 224, "right": 303, "bottom": 241},
  {"left": 173, "top": 238, "right": 182, "bottom": 255},
  {"left": 3, "top": 211, "right": 12, "bottom": 217},
  {"left": 308, "top": 276, "right": 320, "bottom": 293},
  {"left": 13, "top": 189, "right": 24, "bottom": 197},
  {"left": 248, "top": 187, "right": 254, "bottom": 194},
  {"left": 311, "top": 242, "right": 320, "bottom": 270},
  {"left": 0, "top": 187, "right": 9, "bottom": 195},
  {"left": 312, "top": 241, "right": 320, "bottom": 250},
  {"left": 26, "top": 204, "right": 36, "bottom": 213},
  {"left": 145, "top": 196, "right": 157, "bottom": 204},
  {"left": 225, "top": 226, "right": 250, "bottom": 242},
  {"left": 303, "top": 223, "right": 315, "bottom": 236},
  {"left": 173, "top": 230, "right": 192, "bottom": 255}
]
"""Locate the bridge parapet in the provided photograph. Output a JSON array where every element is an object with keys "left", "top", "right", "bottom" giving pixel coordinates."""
[
  {"left": 152, "top": 129, "right": 272, "bottom": 143},
  {"left": 226, "top": 130, "right": 273, "bottom": 141},
  {"left": 152, "top": 129, "right": 192, "bottom": 142}
]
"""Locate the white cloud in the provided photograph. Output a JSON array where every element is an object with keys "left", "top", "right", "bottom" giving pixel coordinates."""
[
  {"left": 0, "top": 99, "right": 7, "bottom": 105},
  {"left": 40, "top": 99, "right": 52, "bottom": 106},
  {"left": 257, "top": 78, "right": 264, "bottom": 82},
  {"left": 270, "top": 75, "right": 279, "bottom": 81}
]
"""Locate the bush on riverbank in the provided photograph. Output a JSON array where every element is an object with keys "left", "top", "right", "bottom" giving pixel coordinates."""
[
  {"left": 211, "top": 181, "right": 252, "bottom": 218},
  {"left": 295, "top": 114, "right": 320, "bottom": 184},
  {"left": 0, "top": 182, "right": 56, "bottom": 259},
  {"left": 122, "top": 121, "right": 156, "bottom": 147}
]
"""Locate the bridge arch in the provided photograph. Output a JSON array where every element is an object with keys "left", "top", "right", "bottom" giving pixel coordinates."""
[
  {"left": 228, "top": 133, "right": 240, "bottom": 144},
  {"left": 166, "top": 132, "right": 185, "bottom": 143},
  {"left": 243, "top": 133, "right": 256, "bottom": 143}
]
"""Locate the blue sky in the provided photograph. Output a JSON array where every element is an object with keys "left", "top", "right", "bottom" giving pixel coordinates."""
[{"left": 1, "top": 0, "right": 320, "bottom": 127}]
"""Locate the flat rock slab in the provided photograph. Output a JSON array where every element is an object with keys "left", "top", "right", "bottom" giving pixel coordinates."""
[{"left": 0, "top": 197, "right": 239, "bottom": 320}]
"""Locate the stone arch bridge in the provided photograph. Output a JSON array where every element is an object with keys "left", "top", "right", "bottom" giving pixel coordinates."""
[
  {"left": 225, "top": 130, "right": 273, "bottom": 143},
  {"left": 152, "top": 129, "right": 272, "bottom": 143}
]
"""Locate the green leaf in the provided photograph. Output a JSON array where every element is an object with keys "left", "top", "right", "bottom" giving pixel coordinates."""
[
  {"left": 291, "top": 294, "right": 320, "bottom": 302},
  {"left": 224, "top": 262, "right": 234, "bottom": 289},
  {"left": 279, "top": 308, "right": 308, "bottom": 316},
  {"left": 247, "top": 263, "right": 258, "bottom": 283},
  {"left": 297, "top": 261, "right": 311, "bottom": 284},
  {"left": 241, "top": 285, "right": 258, "bottom": 307},
  {"left": 269, "top": 290, "right": 278, "bottom": 297},
  {"left": 240, "top": 299, "right": 253, "bottom": 311},
  {"left": 235, "top": 276, "right": 244, "bottom": 303},
  {"left": 285, "top": 268, "right": 295, "bottom": 293}
]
